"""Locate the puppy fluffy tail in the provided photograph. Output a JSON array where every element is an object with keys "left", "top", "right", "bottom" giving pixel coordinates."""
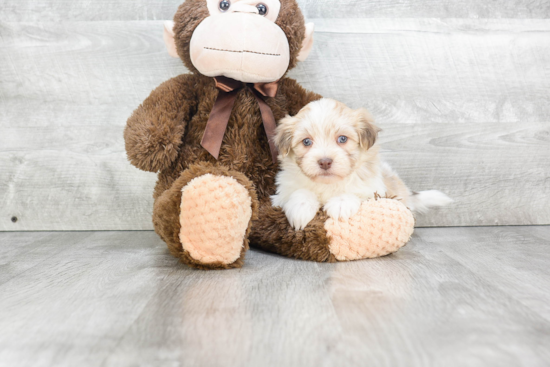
[{"left": 408, "top": 190, "right": 453, "bottom": 213}]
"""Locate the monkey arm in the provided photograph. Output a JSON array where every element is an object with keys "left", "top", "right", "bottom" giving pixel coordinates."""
[
  {"left": 124, "top": 74, "right": 199, "bottom": 172},
  {"left": 278, "top": 78, "right": 323, "bottom": 116}
]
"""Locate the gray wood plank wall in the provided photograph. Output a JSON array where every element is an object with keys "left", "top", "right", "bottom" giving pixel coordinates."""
[{"left": 1, "top": 1, "right": 549, "bottom": 230}]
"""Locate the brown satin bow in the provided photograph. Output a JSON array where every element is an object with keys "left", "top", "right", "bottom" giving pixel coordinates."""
[{"left": 201, "top": 76, "right": 279, "bottom": 164}]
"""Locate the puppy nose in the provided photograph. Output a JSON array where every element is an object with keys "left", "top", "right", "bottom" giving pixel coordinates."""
[{"left": 318, "top": 158, "right": 333, "bottom": 170}]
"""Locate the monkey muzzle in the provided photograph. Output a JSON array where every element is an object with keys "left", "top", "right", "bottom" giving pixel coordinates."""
[{"left": 190, "top": 12, "right": 290, "bottom": 83}]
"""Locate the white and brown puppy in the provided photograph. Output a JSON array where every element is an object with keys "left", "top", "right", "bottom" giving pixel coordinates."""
[{"left": 271, "top": 98, "right": 453, "bottom": 230}]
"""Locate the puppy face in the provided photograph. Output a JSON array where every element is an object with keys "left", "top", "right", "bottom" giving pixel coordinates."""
[{"left": 275, "top": 98, "right": 380, "bottom": 184}]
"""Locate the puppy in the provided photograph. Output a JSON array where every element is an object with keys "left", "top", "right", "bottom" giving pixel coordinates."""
[{"left": 271, "top": 98, "right": 453, "bottom": 230}]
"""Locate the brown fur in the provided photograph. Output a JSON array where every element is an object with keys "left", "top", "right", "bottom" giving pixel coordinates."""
[
  {"left": 124, "top": 75, "right": 198, "bottom": 173},
  {"left": 272, "top": 117, "right": 295, "bottom": 157},
  {"left": 249, "top": 206, "right": 337, "bottom": 263},
  {"left": 172, "top": 0, "right": 210, "bottom": 74},
  {"left": 125, "top": 0, "right": 331, "bottom": 269},
  {"left": 355, "top": 108, "right": 380, "bottom": 149}
]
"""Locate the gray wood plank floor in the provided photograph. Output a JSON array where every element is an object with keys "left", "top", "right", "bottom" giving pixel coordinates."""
[{"left": 1, "top": 227, "right": 549, "bottom": 367}]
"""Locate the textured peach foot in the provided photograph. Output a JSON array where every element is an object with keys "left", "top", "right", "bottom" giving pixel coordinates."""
[
  {"left": 179, "top": 174, "right": 252, "bottom": 265},
  {"left": 325, "top": 198, "right": 415, "bottom": 261}
]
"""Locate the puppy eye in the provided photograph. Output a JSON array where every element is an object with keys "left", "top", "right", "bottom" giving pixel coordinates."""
[
  {"left": 219, "top": 0, "right": 231, "bottom": 12},
  {"left": 303, "top": 138, "right": 313, "bottom": 147},
  {"left": 338, "top": 136, "right": 348, "bottom": 144},
  {"left": 256, "top": 3, "right": 268, "bottom": 16}
]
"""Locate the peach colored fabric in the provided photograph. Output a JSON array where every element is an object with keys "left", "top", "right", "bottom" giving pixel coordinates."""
[
  {"left": 325, "top": 199, "right": 415, "bottom": 261},
  {"left": 179, "top": 174, "right": 252, "bottom": 265}
]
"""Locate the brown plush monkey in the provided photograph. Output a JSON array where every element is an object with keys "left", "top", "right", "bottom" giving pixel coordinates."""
[{"left": 124, "top": 0, "right": 415, "bottom": 270}]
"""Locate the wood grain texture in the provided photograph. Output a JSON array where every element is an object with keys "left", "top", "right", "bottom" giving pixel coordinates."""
[
  {"left": 2, "top": 0, "right": 549, "bottom": 21},
  {"left": 300, "top": 0, "right": 550, "bottom": 19},
  {"left": 0, "top": 228, "right": 549, "bottom": 366},
  {"left": 1, "top": 18, "right": 549, "bottom": 230}
]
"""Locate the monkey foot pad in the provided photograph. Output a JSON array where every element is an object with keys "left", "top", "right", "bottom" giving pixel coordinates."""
[
  {"left": 325, "top": 198, "right": 415, "bottom": 261},
  {"left": 179, "top": 174, "right": 252, "bottom": 265}
]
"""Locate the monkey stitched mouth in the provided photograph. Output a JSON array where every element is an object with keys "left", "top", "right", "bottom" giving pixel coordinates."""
[{"left": 204, "top": 47, "right": 280, "bottom": 57}]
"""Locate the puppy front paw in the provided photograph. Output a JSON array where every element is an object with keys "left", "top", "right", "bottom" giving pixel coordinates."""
[
  {"left": 324, "top": 194, "right": 362, "bottom": 221},
  {"left": 282, "top": 189, "right": 320, "bottom": 231}
]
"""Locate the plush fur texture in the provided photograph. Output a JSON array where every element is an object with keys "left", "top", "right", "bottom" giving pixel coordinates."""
[
  {"left": 272, "top": 99, "right": 452, "bottom": 229},
  {"left": 125, "top": 0, "right": 416, "bottom": 269}
]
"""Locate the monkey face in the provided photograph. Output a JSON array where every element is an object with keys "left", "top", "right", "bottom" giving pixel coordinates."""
[
  {"left": 165, "top": 0, "right": 314, "bottom": 83},
  {"left": 190, "top": 2, "right": 289, "bottom": 83}
]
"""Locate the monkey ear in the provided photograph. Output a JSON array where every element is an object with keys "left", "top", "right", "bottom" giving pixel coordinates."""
[
  {"left": 297, "top": 23, "right": 315, "bottom": 62},
  {"left": 163, "top": 21, "right": 179, "bottom": 58},
  {"left": 273, "top": 115, "right": 296, "bottom": 157},
  {"left": 356, "top": 108, "right": 381, "bottom": 149}
]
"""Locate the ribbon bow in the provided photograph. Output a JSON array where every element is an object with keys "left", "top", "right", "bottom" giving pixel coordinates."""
[{"left": 201, "top": 76, "right": 279, "bottom": 164}]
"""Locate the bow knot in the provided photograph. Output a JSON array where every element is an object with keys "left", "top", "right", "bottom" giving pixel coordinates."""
[{"left": 201, "top": 76, "right": 279, "bottom": 164}]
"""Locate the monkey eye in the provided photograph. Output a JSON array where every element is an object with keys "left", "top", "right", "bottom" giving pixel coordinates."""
[
  {"left": 303, "top": 138, "right": 313, "bottom": 147},
  {"left": 337, "top": 136, "right": 348, "bottom": 144},
  {"left": 256, "top": 3, "right": 268, "bottom": 16},
  {"left": 219, "top": 0, "right": 231, "bottom": 12}
]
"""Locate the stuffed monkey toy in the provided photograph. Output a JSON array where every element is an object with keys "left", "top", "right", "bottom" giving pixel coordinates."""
[{"left": 124, "top": 0, "right": 415, "bottom": 270}]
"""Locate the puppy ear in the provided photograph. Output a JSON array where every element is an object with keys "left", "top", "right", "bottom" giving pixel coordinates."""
[
  {"left": 356, "top": 108, "right": 381, "bottom": 149},
  {"left": 274, "top": 115, "right": 296, "bottom": 157}
]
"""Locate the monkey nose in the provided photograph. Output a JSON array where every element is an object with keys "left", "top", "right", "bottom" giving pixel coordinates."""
[{"left": 318, "top": 158, "right": 333, "bottom": 170}]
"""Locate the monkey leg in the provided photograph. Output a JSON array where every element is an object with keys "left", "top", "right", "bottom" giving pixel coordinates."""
[
  {"left": 153, "top": 163, "right": 258, "bottom": 270},
  {"left": 249, "top": 198, "right": 414, "bottom": 262}
]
